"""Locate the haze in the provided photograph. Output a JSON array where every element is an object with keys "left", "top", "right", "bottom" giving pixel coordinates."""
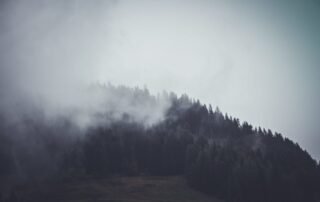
[{"left": 0, "top": 0, "right": 319, "bottom": 159}]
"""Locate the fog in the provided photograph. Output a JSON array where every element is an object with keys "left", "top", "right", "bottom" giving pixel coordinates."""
[
  {"left": 0, "top": 0, "right": 171, "bottom": 129},
  {"left": 0, "top": 0, "right": 320, "bottom": 159}
]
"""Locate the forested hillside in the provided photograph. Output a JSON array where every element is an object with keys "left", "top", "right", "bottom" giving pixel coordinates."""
[{"left": 0, "top": 85, "right": 319, "bottom": 202}]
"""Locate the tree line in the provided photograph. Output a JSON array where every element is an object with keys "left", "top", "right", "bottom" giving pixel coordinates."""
[{"left": 0, "top": 85, "right": 319, "bottom": 202}]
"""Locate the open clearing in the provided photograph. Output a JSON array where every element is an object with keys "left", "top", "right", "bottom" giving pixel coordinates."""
[{"left": 14, "top": 176, "right": 221, "bottom": 202}]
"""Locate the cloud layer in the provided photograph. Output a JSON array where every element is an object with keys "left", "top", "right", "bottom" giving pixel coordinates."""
[{"left": 0, "top": 0, "right": 319, "bottom": 158}]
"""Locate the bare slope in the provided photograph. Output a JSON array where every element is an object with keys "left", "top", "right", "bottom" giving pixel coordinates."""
[{"left": 13, "top": 176, "right": 220, "bottom": 202}]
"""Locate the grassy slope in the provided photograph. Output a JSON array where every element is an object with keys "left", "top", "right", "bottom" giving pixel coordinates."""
[{"left": 14, "top": 176, "right": 221, "bottom": 202}]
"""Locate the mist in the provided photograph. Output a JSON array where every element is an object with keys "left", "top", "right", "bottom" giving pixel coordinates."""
[
  {"left": 0, "top": 0, "right": 320, "bottom": 160},
  {"left": 0, "top": 2, "right": 320, "bottom": 201},
  {"left": 0, "top": 0, "right": 171, "bottom": 130}
]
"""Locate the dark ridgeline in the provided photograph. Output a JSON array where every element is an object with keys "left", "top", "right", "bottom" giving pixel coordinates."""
[{"left": 0, "top": 84, "right": 319, "bottom": 202}]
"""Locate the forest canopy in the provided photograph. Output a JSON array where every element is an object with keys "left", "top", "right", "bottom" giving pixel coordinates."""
[{"left": 0, "top": 84, "right": 319, "bottom": 202}]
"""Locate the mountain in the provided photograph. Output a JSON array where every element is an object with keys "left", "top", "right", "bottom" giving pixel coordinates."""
[{"left": 0, "top": 84, "right": 319, "bottom": 202}]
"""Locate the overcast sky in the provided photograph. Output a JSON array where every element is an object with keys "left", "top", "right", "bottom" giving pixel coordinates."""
[{"left": 0, "top": 0, "right": 320, "bottom": 159}]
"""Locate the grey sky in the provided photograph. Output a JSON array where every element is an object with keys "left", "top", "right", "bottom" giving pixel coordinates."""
[{"left": 0, "top": 0, "right": 320, "bottom": 159}]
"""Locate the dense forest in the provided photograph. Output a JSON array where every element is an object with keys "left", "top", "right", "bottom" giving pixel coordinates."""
[{"left": 0, "top": 84, "right": 319, "bottom": 202}]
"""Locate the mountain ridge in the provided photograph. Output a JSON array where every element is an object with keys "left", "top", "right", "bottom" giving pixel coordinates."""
[{"left": 0, "top": 84, "right": 319, "bottom": 202}]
